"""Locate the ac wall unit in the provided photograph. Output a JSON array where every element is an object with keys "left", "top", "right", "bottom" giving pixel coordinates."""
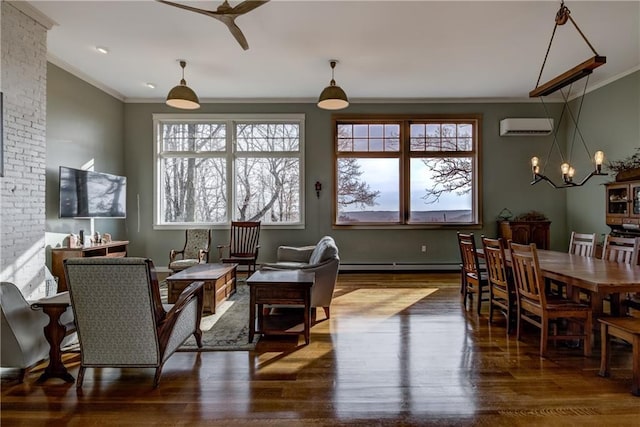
[{"left": 499, "top": 118, "right": 553, "bottom": 136}]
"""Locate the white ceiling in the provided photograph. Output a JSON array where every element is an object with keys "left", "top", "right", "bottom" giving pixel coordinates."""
[{"left": 27, "top": 0, "right": 640, "bottom": 103}]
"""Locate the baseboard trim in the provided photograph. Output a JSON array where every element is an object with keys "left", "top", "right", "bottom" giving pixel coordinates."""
[{"left": 338, "top": 263, "right": 459, "bottom": 272}]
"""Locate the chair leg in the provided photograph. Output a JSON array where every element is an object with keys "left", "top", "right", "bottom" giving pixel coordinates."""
[
  {"left": 194, "top": 329, "right": 203, "bottom": 348},
  {"left": 516, "top": 304, "right": 522, "bottom": 341},
  {"left": 476, "top": 285, "right": 482, "bottom": 315},
  {"left": 153, "top": 366, "right": 163, "bottom": 388},
  {"left": 17, "top": 368, "right": 26, "bottom": 383},
  {"left": 584, "top": 313, "right": 592, "bottom": 357},
  {"left": 310, "top": 307, "right": 317, "bottom": 325},
  {"left": 323, "top": 306, "right": 330, "bottom": 320},
  {"left": 76, "top": 366, "right": 86, "bottom": 389},
  {"left": 541, "top": 317, "right": 549, "bottom": 357},
  {"left": 599, "top": 324, "right": 611, "bottom": 377}
]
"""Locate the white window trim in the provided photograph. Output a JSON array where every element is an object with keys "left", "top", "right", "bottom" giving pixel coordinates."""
[{"left": 152, "top": 113, "right": 306, "bottom": 230}]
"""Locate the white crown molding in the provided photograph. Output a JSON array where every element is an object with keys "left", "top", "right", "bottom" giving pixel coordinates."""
[
  {"left": 567, "top": 65, "right": 640, "bottom": 101},
  {"left": 125, "top": 96, "right": 555, "bottom": 105},
  {"left": 47, "top": 54, "right": 125, "bottom": 102},
  {"left": 8, "top": 1, "right": 57, "bottom": 30}
]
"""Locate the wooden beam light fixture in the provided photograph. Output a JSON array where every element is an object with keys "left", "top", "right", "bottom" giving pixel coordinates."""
[{"left": 529, "top": 1, "right": 607, "bottom": 189}]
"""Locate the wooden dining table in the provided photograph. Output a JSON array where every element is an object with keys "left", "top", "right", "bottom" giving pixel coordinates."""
[{"left": 477, "top": 248, "right": 640, "bottom": 318}]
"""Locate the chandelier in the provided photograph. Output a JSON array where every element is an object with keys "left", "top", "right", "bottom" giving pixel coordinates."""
[{"left": 529, "top": 1, "right": 607, "bottom": 188}]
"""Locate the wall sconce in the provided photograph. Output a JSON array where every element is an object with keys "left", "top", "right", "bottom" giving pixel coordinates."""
[{"left": 315, "top": 181, "right": 322, "bottom": 199}]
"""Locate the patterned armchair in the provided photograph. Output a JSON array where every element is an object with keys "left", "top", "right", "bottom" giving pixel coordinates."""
[
  {"left": 64, "top": 257, "right": 204, "bottom": 388},
  {"left": 1, "top": 282, "right": 76, "bottom": 382},
  {"left": 169, "top": 229, "right": 212, "bottom": 274}
]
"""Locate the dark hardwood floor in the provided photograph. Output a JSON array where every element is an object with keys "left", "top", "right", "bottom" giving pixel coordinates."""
[{"left": 2, "top": 273, "right": 638, "bottom": 426}]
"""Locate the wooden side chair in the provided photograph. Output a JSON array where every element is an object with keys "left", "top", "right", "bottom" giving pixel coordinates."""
[
  {"left": 457, "top": 232, "right": 489, "bottom": 315},
  {"left": 602, "top": 235, "right": 640, "bottom": 315},
  {"left": 218, "top": 221, "right": 261, "bottom": 276},
  {"left": 569, "top": 231, "right": 597, "bottom": 257},
  {"left": 168, "top": 229, "right": 211, "bottom": 274},
  {"left": 509, "top": 241, "right": 592, "bottom": 357},
  {"left": 481, "top": 236, "right": 515, "bottom": 333}
]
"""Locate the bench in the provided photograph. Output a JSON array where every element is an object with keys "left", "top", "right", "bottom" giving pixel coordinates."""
[{"left": 598, "top": 317, "right": 640, "bottom": 396}]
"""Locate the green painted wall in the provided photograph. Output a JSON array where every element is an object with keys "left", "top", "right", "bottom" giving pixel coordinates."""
[
  {"left": 123, "top": 101, "right": 567, "bottom": 268},
  {"left": 45, "top": 63, "right": 126, "bottom": 260},
  {"left": 566, "top": 70, "right": 640, "bottom": 245},
  {"left": 48, "top": 65, "right": 638, "bottom": 270}
]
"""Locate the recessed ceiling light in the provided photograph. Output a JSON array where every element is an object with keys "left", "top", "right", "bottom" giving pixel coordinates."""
[
  {"left": 145, "top": 83, "right": 156, "bottom": 89},
  {"left": 95, "top": 46, "right": 109, "bottom": 54}
]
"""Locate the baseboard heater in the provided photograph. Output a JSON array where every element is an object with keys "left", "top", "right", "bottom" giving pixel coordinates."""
[{"left": 339, "top": 263, "right": 459, "bottom": 272}]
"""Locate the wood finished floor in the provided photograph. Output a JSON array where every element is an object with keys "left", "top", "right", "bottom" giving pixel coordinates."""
[{"left": 2, "top": 273, "right": 639, "bottom": 426}]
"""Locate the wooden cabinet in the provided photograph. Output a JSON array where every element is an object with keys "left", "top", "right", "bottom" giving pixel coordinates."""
[
  {"left": 605, "top": 180, "right": 640, "bottom": 236},
  {"left": 498, "top": 220, "right": 551, "bottom": 250},
  {"left": 51, "top": 241, "right": 129, "bottom": 292}
]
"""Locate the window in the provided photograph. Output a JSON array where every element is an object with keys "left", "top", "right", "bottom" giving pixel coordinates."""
[
  {"left": 334, "top": 115, "right": 481, "bottom": 227},
  {"left": 154, "top": 114, "right": 304, "bottom": 229}
]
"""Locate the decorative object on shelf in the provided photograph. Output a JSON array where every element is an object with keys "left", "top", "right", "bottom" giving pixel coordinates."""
[
  {"left": 92, "top": 231, "right": 101, "bottom": 244},
  {"left": 514, "top": 211, "right": 549, "bottom": 222},
  {"left": 166, "top": 60, "right": 200, "bottom": 110},
  {"left": 317, "top": 60, "right": 349, "bottom": 110},
  {"left": 608, "top": 149, "right": 640, "bottom": 182},
  {"left": 528, "top": 1, "right": 607, "bottom": 189},
  {"left": 315, "top": 181, "right": 322, "bottom": 199},
  {"left": 102, "top": 233, "right": 112, "bottom": 244},
  {"left": 497, "top": 208, "right": 514, "bottom": 221}
]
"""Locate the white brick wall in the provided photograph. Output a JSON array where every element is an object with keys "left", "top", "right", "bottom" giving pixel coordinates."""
[{"left": 1, "top": 2, "right": 49, "bottom": 299}]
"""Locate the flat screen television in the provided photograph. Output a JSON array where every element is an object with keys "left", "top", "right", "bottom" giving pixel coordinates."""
[{"left": 59, "top": 166, "right": 126, "bottom": 218}]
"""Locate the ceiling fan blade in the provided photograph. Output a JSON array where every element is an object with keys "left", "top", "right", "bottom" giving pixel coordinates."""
[
  {"left": 225, "top": 20, "right": 250, "bottom": 50},
  {"left": 231, "top": 0, "right": 270, "bottom": 16},
  {"left": 156, "top": 0, "right": 216, "bottom": 19}
]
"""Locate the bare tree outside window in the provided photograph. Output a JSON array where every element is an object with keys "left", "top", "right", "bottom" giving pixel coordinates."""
[{"left": 155, "top": 116, "right": 304, "bottom": 227}]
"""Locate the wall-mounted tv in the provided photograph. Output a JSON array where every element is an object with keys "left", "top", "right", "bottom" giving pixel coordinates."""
[{"left": 59, "top": 166, "right": 126, "bottom": 218}]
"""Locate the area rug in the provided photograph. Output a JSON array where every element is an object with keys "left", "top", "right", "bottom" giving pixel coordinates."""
[{"left": 160, "top": 281, "right": 258, "bottom": 351}]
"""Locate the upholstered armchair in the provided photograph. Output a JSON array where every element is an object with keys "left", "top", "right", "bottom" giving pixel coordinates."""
[
  {"left": 261, "top": 236, "right": 340, "bottom": 323},
  {"left": 64, "top": 257, "right": 204, "bottom": 388},
  {"left": 1, "top": 282, "right": 76, "bottom": 382},
  {"left": 169, "top": 229, "right": 211, "bottom": 274}
]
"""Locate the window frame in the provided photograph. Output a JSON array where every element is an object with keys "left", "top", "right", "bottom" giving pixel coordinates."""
[
  {"left": 153, "top": 113, "right": 306, "bottom": 230},
  {"left": 332, "top": 114, "right": 482, "bottom": 229}
]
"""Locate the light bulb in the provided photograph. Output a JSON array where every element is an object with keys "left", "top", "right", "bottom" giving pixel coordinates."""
[
  {"left": 568, "top": 166, "right": 575, "bottom": 178},
  {"left": 561, "top": 162, "right": 570, "bottom": 175},
  {"left": 594, "top": 150, "right": 604, "bottom": 165},
  {"left": 531, "top": 157, "right": 539, "bottom": 167}
]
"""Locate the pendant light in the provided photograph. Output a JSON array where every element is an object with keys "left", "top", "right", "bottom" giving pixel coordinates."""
[
  {"left": 317, "top": 60, "right": 349, "bottom": 110},
  {"left": 166, "top": 60, "right": 200, "bottom": 110}
]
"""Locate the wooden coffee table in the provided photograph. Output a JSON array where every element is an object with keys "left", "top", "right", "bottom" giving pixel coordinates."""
[
  {"left": 166, "top": 263, "right": 237, "bottom": 314},
  {"left": 246, "top": 270, "right": 315, "bottom": 345}
]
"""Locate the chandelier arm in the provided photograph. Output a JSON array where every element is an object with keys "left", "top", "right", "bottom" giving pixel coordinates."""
[
  {"left": 567, "top": 14, "right": 599, "bottom": 56},
  {"left": 560, "top": 75, "right": 593, "bottom": 161},
  {"left": 536, "top": 22, "right": 560, "bottom": 89}
]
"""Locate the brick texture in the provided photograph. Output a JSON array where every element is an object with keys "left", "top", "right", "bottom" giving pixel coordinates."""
[{"left": 1, "top": 3, "right": 48, "bottom": 298}]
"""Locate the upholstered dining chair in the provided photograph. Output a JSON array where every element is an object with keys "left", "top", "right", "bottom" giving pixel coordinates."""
[
  {"left": 481, "top": 236, "right": 514, "bottom": 333},
  {"left": 509, "top": 241, "right": 592, "bottom": 357},
  {"left": 457, "top": 232, "right": 489, "bottom": 315},
  {"left": 64, "top": 257, "right": 204, "bottom": 388},
  {"left": 168, "top": 229, "right": 211, "bottom": 274},
  {"left": 218, "top": 221, "right": 261, "bottom": 276}
]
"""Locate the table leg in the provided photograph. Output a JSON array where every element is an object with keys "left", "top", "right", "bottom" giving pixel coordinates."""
[
  {"left": 37, "top": 305, "right": 74, "bottom": 383},
  {"left": 598, "top": 324, "right": 611, "bottom": 378},
  {"left": 303, "top": 288, "right": 311, "bottom": 345},
  {"left": 248, "top": 287, "right": 256, "bottom": 344}
]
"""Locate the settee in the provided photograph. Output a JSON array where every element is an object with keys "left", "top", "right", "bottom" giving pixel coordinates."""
[{"left": 261, "top": 236, "right": 340, "bottom": 322}]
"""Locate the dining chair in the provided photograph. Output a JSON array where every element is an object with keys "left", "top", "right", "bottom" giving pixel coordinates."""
[
  {"left": 569, "top": 232, "right": 597, "bottom": 257},
  {"left": 509, "top": 241, "right": 592, "bottom": 357},
  {"left": 457, "top": 232, "right": 489, "bottom": 315},
  {"left": 602, "top": 235, "right": 640, "bottom": 265},
  {"left": 218, "top": 221, "right": 261, "bottom": 276},
  {"left": 481, "top": 236, "right": 515, "bottom": 333},
  {"left": 602, "top": 235, "right": 640, "bottom": 315},
  {"left": 557, "top": 231, "right": 598, "bottom": 298}
]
